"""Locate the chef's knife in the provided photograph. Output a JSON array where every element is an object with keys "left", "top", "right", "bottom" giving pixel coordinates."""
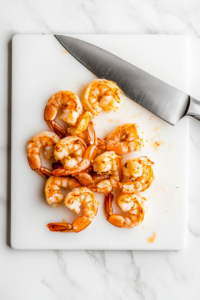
[{"left": 55, "top": 35, "right": 200, "bottom": 125}]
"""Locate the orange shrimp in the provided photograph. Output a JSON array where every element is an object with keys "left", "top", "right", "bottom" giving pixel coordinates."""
[
  {"left": 119, "top": 157, "right": 154, "bottom": 193},
  {"left": 104, "top": 193, "right": 146, "bottom": 228},
  {"left": 81, "top": 79, "right": 122, "bottom": 115},
  {"left": 98, "top": 123, "right": 144, "bottom": 154},
  {"left": 47, "top": 187, "right": 99, "bottom": 233},
  {"left": 52, "top": 122, "right": 98, "bottom": 176},
  {"left": 27, "top": 131, "right": 60, "bottom": 178},
  {"left": 44, "top": 91, "right": 83, "bottom": 138}
]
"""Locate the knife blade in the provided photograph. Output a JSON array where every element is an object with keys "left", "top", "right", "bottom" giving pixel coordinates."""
[{"left": 55, "top": 35, "right": 200, "bottom": 125}]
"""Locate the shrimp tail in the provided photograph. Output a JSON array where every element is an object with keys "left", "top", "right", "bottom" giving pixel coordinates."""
[
  {"left": 46, "top": 120, "right": 68, "bottom": 139},
  {"left": 47, "top": 217, "right": 91, "bottom": 233},
  {"left": 104, "top": 193, "right": 124, "bottom": 227},
  {"left": 52, "top": 156, "right": 92, "bottom": 176},
  {"left": 52, "top": 168, "right": 72, "bottom": 176},
  {"left": 75, "top": 172, "right": 94, "bottom": 187},
  {"left": 72, "top": 217, "right": 91, "bottom": 232},
  {"left": 75, "top": 172, "right": 112, "bottom": 193},
  {"left": 47, "top": 222, "right": 73, "bottom": 232},
  {"left": 27, "top": 156, "right": 52, "bottom": 178},
  {"left": 104, "top": 193, "right": 114, "bottom": 219},
  {"left": 40, "top": 167, "right": 52, "bottom": 178},
  {"left": 87, "top": 121, "right": 97, "bottom": 145}
]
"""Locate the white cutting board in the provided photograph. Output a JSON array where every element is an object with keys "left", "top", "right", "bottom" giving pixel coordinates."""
[{"left": 11, "top": 34, "right": 190, "bottom": 250}]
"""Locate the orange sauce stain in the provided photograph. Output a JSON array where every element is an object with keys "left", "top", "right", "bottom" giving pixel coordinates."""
[
  {"left": 148, "top": 232, "right": 156, "bottom": 243},
  {"left": 103, "top": 129, "right": 108, "bottom": 134},
  {"left": 115, "top": 119, "right": 120, "bottom": 123},
  {"left": 149, "top": 115, "right": 154, "bottom": 123},
  {"left": 153, "top": 140, "right": 165, "bottom": 151},
  {"left": 132, "top": 113, "right": 142, "bottom": 118},
  {"left": 108, "top": 118, "right": 113, "bottom": 122},
  {"left": 62, "top": 50, "right": 68, "bottom": 54},
  {"left": 142, "top": 226, "right": 145, "bottom": 229},
  {"left": 154, "top": 127, "right": 161, "bottom": 132}
]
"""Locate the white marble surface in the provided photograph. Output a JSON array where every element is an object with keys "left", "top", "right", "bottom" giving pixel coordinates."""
[{"left": 1, "top": 0, "right": 200, "bottom": 299}]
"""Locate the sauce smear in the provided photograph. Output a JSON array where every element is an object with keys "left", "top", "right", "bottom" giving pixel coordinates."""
[
  {"left": 148, "top": 232, "right": 156, "bottom": 243},
  {"left": 153, "top": 140, "right": 165, "bottom": 151}
]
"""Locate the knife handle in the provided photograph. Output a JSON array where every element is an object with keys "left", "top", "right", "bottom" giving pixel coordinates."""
[{"left": 186, "top": 97, "right": 200, "bottom": 121}]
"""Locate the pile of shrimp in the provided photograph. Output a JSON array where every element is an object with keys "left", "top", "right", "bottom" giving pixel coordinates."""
[{"left": 27, "top": 79, "right": 154, "bottom": 233}]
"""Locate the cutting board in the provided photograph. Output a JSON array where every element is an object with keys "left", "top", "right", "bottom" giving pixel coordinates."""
[{"left": 11, "top": 34, "right": 190, "bottom": 250}]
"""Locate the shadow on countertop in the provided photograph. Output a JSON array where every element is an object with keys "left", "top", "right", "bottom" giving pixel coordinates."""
[{"left": 7, "top": 38, "right": 12, "bottom": 247}]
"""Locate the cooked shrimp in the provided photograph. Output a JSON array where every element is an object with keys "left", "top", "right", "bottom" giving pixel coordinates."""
[
  {"left": 104, "top": 193, "right": 146, "bottom": 228},
  {"left": 53, "top": 123, "right": 98, "bottom": 176},
  {"left": 75, "top": 171, "right": 112, "bottom": 193},
  {"left": 44, "top": 91, "right": 83, "bottom": 138},
  {"left": 98, "top": 123, "right": 144, "bottom": 154},
  {"left": 47, "top": 187, "right": 99, "bottom": 233},
  {"left": 27, "top": 131, "right": 60, "bottom": 178},
  {"left": 93, "top": 151, "right": 122, "bottom": 188},
  {"left": 67, "top": 111, "right": 94, "bottom": 140},
  {"left": 119, "top": 157, "right": 154, "bottom": 193},
  {"left": 45, "top": 176, "right": 81, "bottom": 207},
  {"left": 76, "top": 151, "right": 122, "bottom": 193},
  {"left": 81, "top": 79, "right": 122, "bottom": 115},
  {"left": 53, "top": 136, "right": 87, "bottom": 170}
]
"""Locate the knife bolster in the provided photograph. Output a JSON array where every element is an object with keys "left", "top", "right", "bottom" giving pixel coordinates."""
[{"left": 186, "top": 97, "right": 200, "bottom": 121}]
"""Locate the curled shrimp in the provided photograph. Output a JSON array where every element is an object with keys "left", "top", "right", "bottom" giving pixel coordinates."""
[
  {"left": 27, "top": 131, "right": 60, "bottom": 178},
  {"left": 81, "top": 79, "right": 122, "bottom": 115},
  {"left": 119, "top": 157, "right": 154, "bottom": 193},
  {"left": 104, "top": 193, "right": 146, "bottom": 228},
  {"left": 44, "top": 91, "right": 83, "bottom": 138},
  {"left": 53, "top": 123, "right": 98, "bottom": 176},
  {"left": 98, "top": 123, "right": 144, "bottom": 154},
  {"left": 47, "top": 187, "right": 99, "bottom": 233},
  {"left": 45, "top": 176, "right": 81, "bottom": 207}
]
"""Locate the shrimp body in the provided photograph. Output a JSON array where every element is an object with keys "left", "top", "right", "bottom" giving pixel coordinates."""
[
  {"left": 47, "top": 187, "right": 99, "bottom": 233},
  {"left": 27, "top": 131, "right": 60, "bottom": 178},
  {"left": 81, "top": 79, "right": 121, "bottom": 115},
  {"left": 119, "top": 157, "right": 154, "bottom": 193},
  {"left": 45, "top": 176, "right": 81, "bottom": 207},
  {"left": 44, "top": 91, "right": 83, "bottom": 138},
  {"left": 53, "top": 136, "right": 87, "bottom": 170},
  {"left": 98, "top": 123, "right": 144, "bottom": 154},
  {"left": 104, "top": 193, "right": 146, "bottom": 228},
  {"left": 53, "top": 122, "right": 98, "bottom": 176},
  {"left": 93, "top": 151, "right": 122, "bottom": 187},
  {"left": 75, "top": 151, "right": 122, "bottom": 192},
  {"left": 67, "top": 111, "right": 94, "bottom": 139}
]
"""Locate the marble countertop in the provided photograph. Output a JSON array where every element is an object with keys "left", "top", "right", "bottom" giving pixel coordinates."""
[{"left": 1, "top": 0, "right": 200, "bottom": 299}]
